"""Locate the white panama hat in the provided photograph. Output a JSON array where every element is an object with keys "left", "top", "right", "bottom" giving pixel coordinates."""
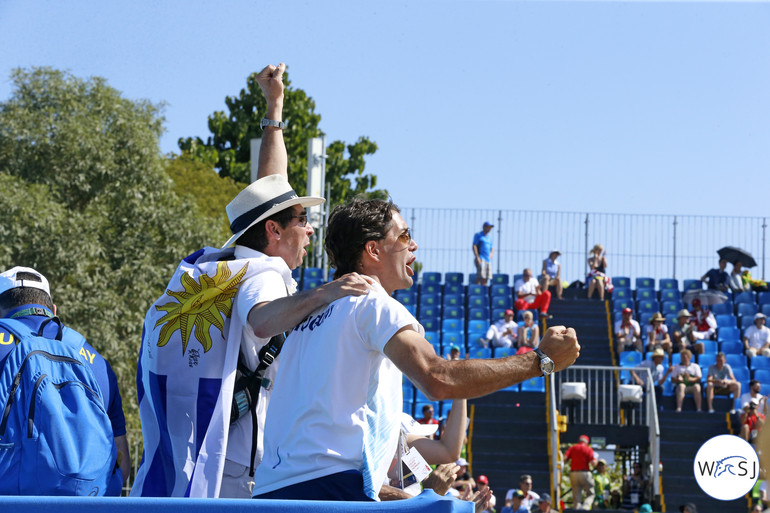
[
  {"left": 0, "top": 266, "right": 51, "bottom": 297},
  {"left": 222, "top": 174, "right": 325, "bottom": 249}
]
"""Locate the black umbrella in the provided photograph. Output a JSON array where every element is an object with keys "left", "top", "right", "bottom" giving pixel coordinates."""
[{"left": 717, "top": 246, "right": 757, "bottom": 268}]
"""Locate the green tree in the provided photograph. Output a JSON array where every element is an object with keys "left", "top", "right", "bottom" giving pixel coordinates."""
[
  {"left": 179, "top": 67, "right": 387, "bottom": 206},
  {"left": 0, "top": 67, "right": 224, "bottom": 439}
]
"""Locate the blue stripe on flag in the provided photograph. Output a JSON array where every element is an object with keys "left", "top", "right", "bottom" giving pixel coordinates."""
[
  {"left": 140, "top": 371, "right": 175, "bottom": 496},
  {"left": 136, "top": 326, "right": 146, "bottom": 405},
  {"left": 195, "top": 377, "right": 221, "bottom": 453},
  {"left": 183, "top": 248, "right": 205, "bottom": 265}
]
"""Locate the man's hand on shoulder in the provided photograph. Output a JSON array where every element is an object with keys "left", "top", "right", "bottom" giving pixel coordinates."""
[
  {"left": 538, "top": 326, "right": 580, "bottom": 372},
  {"left": 317, "top": 272, "right": 375, "bottom": 303},
  {"left": 256, "top": 62, "right": 286, "bottom": 103}
]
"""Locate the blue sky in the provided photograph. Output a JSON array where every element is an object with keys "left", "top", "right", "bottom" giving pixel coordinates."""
[{"left": 2, "top": 0, "right": 769, "bottom": 218}]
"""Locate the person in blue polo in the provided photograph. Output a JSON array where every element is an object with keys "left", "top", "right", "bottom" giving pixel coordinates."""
[
  {"left": 473, "top": 221, "right": 494, "bottom": 286},
  {"left": 0, "top": 266, "right": 130, "bottom": 486}
]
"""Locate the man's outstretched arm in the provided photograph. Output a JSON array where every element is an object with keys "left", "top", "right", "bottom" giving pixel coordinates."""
[{"left": 255, "top": 62, "right": 287, "bottom": 180}]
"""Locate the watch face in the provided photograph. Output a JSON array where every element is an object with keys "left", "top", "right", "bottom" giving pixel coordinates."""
[{"left": 541, "top": 358, "right": 555, "bottom": 375}]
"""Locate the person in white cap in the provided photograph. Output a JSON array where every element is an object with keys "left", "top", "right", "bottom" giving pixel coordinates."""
[
  {"left": 0, "top": 266, "right": 130, "bottom": 488},
  {"left": 132, "top": 63, "right": 373, "bottom": 499},
  {"left": 744, "top": 312, "right": 770, "bottom": 358}
]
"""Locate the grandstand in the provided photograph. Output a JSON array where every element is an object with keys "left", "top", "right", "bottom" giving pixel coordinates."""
[{"left": 289, "top": 265, "right": 765, "bottom": 513}]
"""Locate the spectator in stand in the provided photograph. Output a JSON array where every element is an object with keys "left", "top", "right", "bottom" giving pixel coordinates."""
[
  {"left": 482, "top": 308, "right": 518, "bottom": 349},
  {"left": 475, "top": 475, "right": 496, "bottom": 513},
  {"left": 622, "top": 462, "right": 648, "bottom": 509},
  {"left": 564, "top": 434, "right": 597, "bottom": 510},
  {"left": 540, "top": 250, "right": 563, "bottom": 301},
  {"left": 448, "top": 345, "right": 461, "bottom": 360},
  {"left": 586, "top": 244, "right": 612, "bottom": 301},
  {"left": 672, "top": 309, "right": 703, "bottom": 355},
  {"left": 730, "top": 261, "right": 751, "bottom": 293},
  {"left": 473, "top": 222, "right": 494, "bottom": 286},
  {"left": 535, "top": 493, "right": 558, "bottom": 513},
  {"left": 631, "top": 348, "right": 668, "bottom": 406},
  {"left": 741, "top": 380, "right": 768, "bottom": 414},
  {"left": 593, "top": 459, "right": 613, "bottom": 510},
  {"left": 451, "top": 457, "right": 475, "bottom": 494},
  {"left": 688, "top": 298, "right": 716, "bottom": 353},
  {"left": 701, "top": 258, "right": 730, "bottom": 292},
  {"left": 517, "top": 310, "right": 540, "bottom": 353},
  {"left": 646, "top": 312, "right": 672, "bottom": 354},
  {"left": 665, "top": 348, "right": 703, "bottom": 412},
  {"left": 679, "top": 503, "right": 698, "bottom": 513},
  {"left": 501, "top": 489, "right": 528, "bottom": 513},
  {"left": 514, "top": 268, "right": 552, "bottom": 318},
  {"left": 615, "top": 307, "right": 642, "bottom": 353},
  {"left": 505, "top": 474, "right": 540, "bottom": 511},
  {"left": 705, "top": 352, "right": 741, "bottom": 414},
  {"left": 741, "top": 398, "right": 765, "bottom": 443},
  {"left": 744, "top": 313, "right": 770, "bottom": 358},
  {"left": 418, "top": 404, "right": 439, "bottom": 427}
]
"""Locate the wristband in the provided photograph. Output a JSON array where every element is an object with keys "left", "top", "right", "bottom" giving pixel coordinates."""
[{"left": 260, "top": 118, "right": 286, "bottom": 130}]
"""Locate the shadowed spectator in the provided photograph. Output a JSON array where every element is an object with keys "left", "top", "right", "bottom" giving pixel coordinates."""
[
  {"left": 586, "top": 244, "right": 612, "bottom": 300},
  {"left": 705, "top": 352, "right": 741, "bottom": 414},
  {"left": 540, "top": 250, "right": 563, "bottom": 301},
  {"left": 701, "top": 258, "right": 729, "bottom": 292}
]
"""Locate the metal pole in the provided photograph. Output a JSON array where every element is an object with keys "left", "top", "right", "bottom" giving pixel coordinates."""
[
  {"left": 763, "top": 218, "right": 767, "bottom": 281},
  {"left": 672, "top": 216, "right": 678, "bottom": 279},
  {"left": 322, "top": 182, "right": 331, "bottom": 280},
  {"left": 497, "top": 210, "right": 503, "bottom": 275},
  {"left": 584, "top": 214, "right": 590, "bottom": 277}
]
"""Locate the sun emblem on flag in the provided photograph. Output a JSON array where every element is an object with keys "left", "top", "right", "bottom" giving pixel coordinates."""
[{"left": 155, "top": 261, "right": 248, "bottom": 354}]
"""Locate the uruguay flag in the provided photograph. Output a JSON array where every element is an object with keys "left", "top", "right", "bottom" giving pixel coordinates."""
[{"left": 131, "top": 247, "right": 272, "bottom": 497}]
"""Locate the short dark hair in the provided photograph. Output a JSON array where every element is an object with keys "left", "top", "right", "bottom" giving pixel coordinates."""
[
  {"left": 0, "top": 271, "right": 54, "bottom": 312},
  {"left": 235, "top": 207, "right": 295, "bottom": 252},
  {"left": 520, "top": 474, "right": 532, "bottom": 483},
  {"left": 325, "top": 197, "right": 399, "bottom": 279},
  {"left": 750, "top": 379, "right": 760, "bottom": 387}
]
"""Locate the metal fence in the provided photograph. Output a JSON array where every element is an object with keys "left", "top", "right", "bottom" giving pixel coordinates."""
[{"left": 400, "top": 207, "right": 768, "bottom": 286}]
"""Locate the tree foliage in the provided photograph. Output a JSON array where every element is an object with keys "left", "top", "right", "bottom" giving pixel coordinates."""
[
  {"left": 0, "top": 67, "right": 224, "bottom": 438},
  {"left": 179, "top": 67, "right": 387, "bottom": 207}
]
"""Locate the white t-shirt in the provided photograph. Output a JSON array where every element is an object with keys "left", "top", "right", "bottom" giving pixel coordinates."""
[
  {"left": 671, "top": 362, "right": 702, "bottom": 383},
  {"left": 645, "top": 324, "right": 669, "bottom": 342},
  {"left": 514, "top": 277, "right": 539, "bottom": 303},
  {"left": 740, "top": 392, "right": 767, "bottom": 410},
  {"left": 252, "top": 282, "right": 422, "bottom": 499},
  {"left": 615, "top": 319, "right": 641, "bottom": 339},
  {"left": 226, "top": 245, "right": 296, "bottom": 469},
  {"left": 505, "top": 488, "right": 540, "bottom": 510},
  {"left": 744, "top": 325, "right": 770, "bottom": 350}
]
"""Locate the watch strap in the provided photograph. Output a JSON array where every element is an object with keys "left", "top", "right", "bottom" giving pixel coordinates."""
[{"left": 260, "top": 118, "right": 286, "bottom": 130}]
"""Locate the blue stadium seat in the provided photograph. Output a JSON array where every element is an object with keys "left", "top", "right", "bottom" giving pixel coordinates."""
[
  {"left": 301, "top": 278, "right": 323, "bottom": 291},
  {"left": 395, "top": 291, "right": 417, "bottom": 307},
  {"left": 726, "top": 354, "right": 748, "bottom": 371},
  {"left": 469, "top": 307, "right": 491, "bottom": 322},
  {"left": 468, "top": 348, "right": 492, "bottom": 359},
  {"left": 468, "top": 273, "right": 477, "bottom": 285},
  {"left": 740, "top": 316, "right": 756, "bottom": 330},
  {"left": 445, "top": 272, "right": 464, "bottom": 286},
  {"left": 763, "top": 304, "right": 770, "bottom": 317},
  {"left": 613, "top": 288, "right": 632, "bottom": 301},
  {"left": 424, "top": 331, "right": 439, "bottom": 346},
  {"left": 758, "top": 292, "right": 770, "bottom": 306},
  {"left": 662, "top": 379, "right": 674, "bottom": 396},
  {"left": 491, "top": 273, "right": 510, "bottom": 286},
  {"left": 468, "top": 294, "right": 490, "bottom": 309},
  {"left": 637, "top": 300, "right": 659, "bottom": 315},
  {"left": 639, "top": 312, "right": 654, "bottom": 327},
  {"left": 659, "top": 278, "right": 679, "bottom": 291},
  {"left": 442, "top": 294, "right": 463, "bottom": 308},
  {"left": 441, "top": 332, "right": 465, "bottom": 352},
  {"left": 750, "top": 357, "right": 770, "bottom": 372},
  {"left": 419, "top": 305, "right": 440, "bottom": 321},
  {"left": 513, "top": 274, "right": 524, "bottom": 284},
  {"left": 443, "top": 306, "right": 463, "bottom": 320},
  {"left": 613, "top": 299, "right": 635, "bottom": 313},
  {"left": 420, "top": 282, "right": 441, "bottom": 296},
  {"left": 442, "top": 318, "right": 464, "bottom": 333},
  {"left": 734, "top": 291, "right": 756, "bottom": 305},
  {"left": 683, "top": 279, "right": 703, "bottom": 292},
  {"left": 468, "top": 319, "right": 488, "bottom": 334},
  {"left": 420, "top": 317, "right": 440, "bottom": 333},
  {"left": 427, "top": 340, "right": 441, "bottom": 355},
  {"left": 710, "top": 302, "right": 734, "bottom": 316},
  {"left": 614, "top": 276, "right": 631, "bottom": 289},
  {"left": 732, "top": 366, "right": 751, "bottom": 384},
  {"left": 619, "top": 351, "right": 643, "bottom": 367},
  {"left": 494, "top": 347, "right": 515, "bottom": 358},
  {"left": 661, "top": 301, "right": 683, "bottom": 316},
  {"left": 659, "top": 289, "right": 682, "bottom": 303},
  {"left": 403, "top": 304, "right": 417, "bottom": 316},
  {"left": 636, "top": 277, "right": 655, "bottom": 290},
  {"left": 698, "top": 353, "right": 716, "bottom": 369},
  {"left": 291, "top": 267, "right": 301, "bottom": 281},
  {"left": 737, "top": 303, "right": 759, "bottom": 318},
  {"left": 635, "top": 288, "right": 655, "bottom": 302},
  {"left": 491, "top": 295, "right": 513, "bottom": 310},
  {"left": 520, "top": 376, "right": 546, "bottom": 392},
  {"left": 491, "top": 308, "right": 507, "bottom": 321},
  {"left": 490, "top": 284, "right": 511, "bottom": 298},
  {"left": 671, "top": 353, "right": 682, "bottom": 366},
  {"left": 444, "top": 283, "right": 464, "bottom": 296},
  {"left": 755, "top": 369, "right": 770, "bottom": 384},
  {"left": 422, "top": 272, "right": 442, "bottom": 285},
  {"left": 720, "top": 340, "right": 743, "bottom": 354},
  {"left": 715, "top": 314, "right": 737, "bottom": 329},
  {"left": 700, "top": 340, "right": 718, "bottom": 354},
  {"left": 419, "top": 293, "right": 440, "bottom": 308},
  {"left": 304, "top": 267, "right": 323, "bottom": 280},
  {"left": 467, "top": 284, "right": 488, "bottom": 297}
]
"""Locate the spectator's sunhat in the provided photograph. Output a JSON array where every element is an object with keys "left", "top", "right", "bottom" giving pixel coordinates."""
[
  {"left": 649, "top": 312, "right": 665, "bottom": 324},
  {"left": 222, "top": 174, "right": 325, "bottom": 248},
  {"left": 652, "top": 348, "right": 666, "bottom": 358},
  {"left": 639, "top": 505, "right": 653, "bottom": 513},
  {"left": 450, "top": 345, "right": 460, "bottom": 352},
  {"left": 477, "top": 475, "right": 488, "bottom": 485},
  {"left": 622, "top": 307, "right": 633, "bottom": 314},
  {"left": 483, "top": 221, "right": 494, "bottom": 228},
  {"left": 456, "top": 457, "right": 468, "bottom": 466},
  {"left": 677, "top": 309, "right": 691, "bottom": 319},
  {"left": 505, "top": 309, "right": 514, "bottom": 316},
  {"left": 0, "top": 267, "right": 51, "bottom": 297},
  {"left": 512, "top": 489, "right": 526, "bottom": 499},
  {"left": 539, "top": 493, "right": 551, "bottom": 504},
  {"left": 597, "top": 458, "right": 607, "bottom": 465},
  {"left": 691, "top": 298, "right": 702, "bottom": 307},
  {"left": 755, "top": 312, "right": 767, "bottom": 321},
  {"left": 400, "top": 412, "right": 439, "bottom": 437}
]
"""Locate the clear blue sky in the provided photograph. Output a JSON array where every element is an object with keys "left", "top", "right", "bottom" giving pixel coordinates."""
[{"left": 2, "top": 0, "right": 768, "bottom": 217}]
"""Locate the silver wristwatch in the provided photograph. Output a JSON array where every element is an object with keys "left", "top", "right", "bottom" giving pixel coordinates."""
[
  {"left": 534, "top": 348, "right": 555, "bottom": 376},
  {"left": 260, "top": 118, "right": 286, "bottom": 130}
]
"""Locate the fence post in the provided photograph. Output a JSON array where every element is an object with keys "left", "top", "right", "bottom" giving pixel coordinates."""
[
  {"left": 497, "top": 210, "right": 503, "bottom": 275},
  {"left": 584, "top": 214, "right": 590, "bottom": 277},
  {"left": 672, "top": 216, "right": 678, "bottom": 280}
]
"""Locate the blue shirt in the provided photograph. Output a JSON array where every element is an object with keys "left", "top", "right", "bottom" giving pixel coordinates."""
[
  {"left": 473, "top": 231, "right": 493, "bottom": 262},
  {"left": 0, "top": 310, "right": 126, "bottom": 436},
  {"left": 704, "top": 268, "right": 728, "bottom": 290}
]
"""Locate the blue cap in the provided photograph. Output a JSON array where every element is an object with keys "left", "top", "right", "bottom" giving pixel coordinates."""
[{"left": 483, "top": 221, "right": 493, "bottom": 228}]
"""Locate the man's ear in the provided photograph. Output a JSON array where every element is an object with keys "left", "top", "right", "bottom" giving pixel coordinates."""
[
  {"left": 364, "top": 240, "right": 380, "bottom": 262},
  {"left": 265, "top": 219, "right": 281, "bottom": 242}
]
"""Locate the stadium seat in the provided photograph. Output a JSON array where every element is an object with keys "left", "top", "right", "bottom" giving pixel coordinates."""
[
  {"left": 419, "top": 293, "right": 440, "bottom": 308},
  {"left": 395, "top": 291, "right": 417, "bottom": 307},
  {"left": 490, "top": 284, "right": 511, "bottom": 298},
  {"left": 715, "top": 314, "right": 737, "bottom": 329},
  {"left": 698, "top": 353, "right": 716, "bottom": 369},
  {"left": 491, "top": 273, "right": 510, "bottom": 286},
  {"left": 614, "top": 276, "right": 631, "bottom": 289},
  {"left": 420, "top": 282, "right": 441, "bottom": 296},
  {"left": 737, "top": 303, "right": 759, "bottom": 318},
  {"left": 445, "top": 272, "right": 464, "bottom": 286},
  {"left": 619, "top": 351, "right": 643, "bottom": 367},
  {"left": 636, "top": 277, "right": 655, "bottom": 290},
  {"left": 468, "top": 307, "right": 491, "bottom": 322},
  {"left": 420, "top": 317, "right": 440, "bottom": 333},
  {"left": 734, "top": 291, "right": 756, "bottom": 305},
  {"left": 442, "top": 318, "right": 464, "bottom": 333},
  {"left": 442, "top": 294, "right": 463, "bottom": 308},
  {"left": 661, "top": 301, "right": 682, "bottom": 316},
  {"left": 613, "top": 288, "right": 632, "bottom": 301},
  {"left": 494, "top": 347, "right": 515, "bottom": 358},
  {"left": 468, "top": 319, "right": 488, "bottom": 334},
  {"left": 726, "top": 354, "right": 748, "bottom": 371},
  {"left": 419, "top": 305, "right": 440, "bottom": 321},
  {"left": 740, "top": 316, "right": 756, "bottom": 330},
  {"left": 750, "top": 356, "right": 770, "bottom": 372},
  {"left": 720, "top": 340, "right": 743, "bottom": 354},
  {"left": 758, "top": 292, "right": 770, "bottom": 306},
  {"left": 700, "top": 340, "right": 718, "bottom": 355},
  {"left": 637, "top": 300, "right": 659, "bottom": 315},
  {"left": 422, "top": 272, "right": 442, "bottom": 285},
  {"left": 301, "top": 278, "right": 323, "bottom": 291},
  {"left": 491, "top": 295, "right": 513, "bottom": 310},
  {"left": 468, "top": 273, "right": 477, "bottom": 285},
  {"left": 763, "top": 304, "right": 770, "bottom": 317},
  {"left": 671, "top": 353, "right": 682, "bottom": 366},
  {"left": 732, "top": 366, "right": 751, "bottom": 384},
  {"left": 613, "top": 299, "right": 635, "bottom": 313},
  {"left": 635, "top": 288, "right": 655, "bottom": 302},
  {"left": 756, "top": 369, "right": 770, "bottom": 384},
  {"left": 444, "top": 283, "right": 464, "bottom": 296},
  {"left": 291, "top": 268, "right": 301, "bottom": 281},
  {"left": 441, "top": 332, "right": 465, "bottom": 352},
  {"left": 520, "top": 376, "right": 546, "bottom": 392},
  {"left": 491, "top": 308, "right": 508, "bottom": 321},
  {"left": 659, "top": 278, "right": 679, "bottom": 291},
  {"left": 659, "top": 289, "right": 682, "bottom": 303},
  {"left": 468, "top": 348, "right": 492, "bottom": 359},
  {"left": 662, "top": 379, "right": 674, "bottom": 396},
  {"left": 304, "top": 267, "right": 323, "bottom": 280},
  {"left": 468, "top": 294, "right": 490, "bottom": 309},
  {"left": 639, "top": 312, "right": 654, "bottom": 326},
  {"left": 443, "top": 306, "right": 463, "bottom": 320},
  {"left": 467, "top": 284, "right": 488, "bottom": 297},
  {"left": 424, "top": 331, "right": 439, "bottom": 346},
  {"left": 710, "top": 302, "right": 734, "bottom": 316},
  {"left": 683, "top": 279, "right": 703, "bottom": 292},
  {"left": 513, "top": 274, "right": 524, "bottom": 284}
]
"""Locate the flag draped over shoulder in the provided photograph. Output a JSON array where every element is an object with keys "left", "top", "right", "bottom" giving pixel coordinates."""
[{"left": 131, "top": 247, "right": 281, "bottom": 497}]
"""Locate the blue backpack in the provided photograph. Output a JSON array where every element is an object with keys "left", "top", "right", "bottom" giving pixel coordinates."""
[{"left": 0, "top": 317, "right": 121, "bottom": 496}]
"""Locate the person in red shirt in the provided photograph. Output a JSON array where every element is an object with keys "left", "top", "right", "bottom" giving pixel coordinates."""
[
  {"left": 740, "top": 398, "right": 765, "bottom": 443},
  {"left": 418, "top": 404, "right": 439, "bottom": 427},
  {"left": 564, "top": 435, "right": 598, "bottom": 510}
]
